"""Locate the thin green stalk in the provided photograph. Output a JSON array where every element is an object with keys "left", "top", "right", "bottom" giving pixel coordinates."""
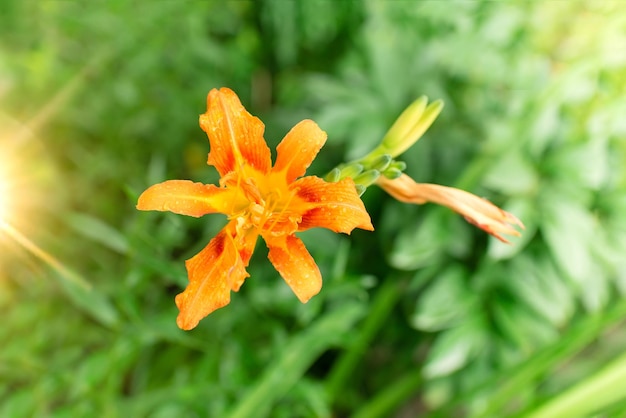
[
  {"left": 434, "top": 299, "right": 626, "bottom": 418},
  {"left": 325, "top": 276, "right": 404, "bottom": 400},
  {"left": 475, "top": 300, "right": 626, "bottom": 418},
  {"left": 523, "top": 350, "right": 626, "bottom": 418},
  {"left": 351, "top": 371, "right": 423, "bottom": 418},
  {"left": 226, "top": 303, "right": 365, "bottom": 418}
]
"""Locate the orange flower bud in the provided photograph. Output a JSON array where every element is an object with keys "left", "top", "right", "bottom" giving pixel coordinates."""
[{"left": 378, "top": 174, "right": 524, "bottom": 243}]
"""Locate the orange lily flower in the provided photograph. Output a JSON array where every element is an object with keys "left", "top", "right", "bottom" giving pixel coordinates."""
[
  {"left": 377, "top": 174, "right": 524, "bottom": 243},
  {"left": 137, "top": 88, "right": 373, "bottom": 330}
]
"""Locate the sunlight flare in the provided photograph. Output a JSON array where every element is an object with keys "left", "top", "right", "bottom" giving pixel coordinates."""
[
  {"left": 0, "top": 181, "right": 8, "bottom": 225},
  {"left": 0, "top": 220, "right": 88, "bottom": 288},
  {"left": 0, "top": 152, "right": 15, "bottom": 226}
]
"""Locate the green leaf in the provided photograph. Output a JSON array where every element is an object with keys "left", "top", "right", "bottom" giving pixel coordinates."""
[
  {"left": 351, "top": 371, "right": 423, "bottom": 418},
  {"left": 65, "top": 212, "right": 129, "bottom": 254},
  {"left": 226, "top": 303, "right": 365, "bottom": 418},
  {"left": 423, "top": 316, "right": 486, "bottom": 378},
  {"left": 614, "top": 259, "right": 626, "bottom": 297},
  {"left": 541, "top": 190, "right": 610, "bottom": 312},
  {"left": 438, "top": 300, "right": 626, "bottom": 418},
  {"left": 524, "top": 350, "right": 626, "bottom": 418},
  {"left": 388, "top": 210, "right": 449, "bottom": 270},
  {"left": 325, "top": 278, "right": 403, "bottom": 401},
  {"left": 0, "top": 390, "right": 31, "bottom": 418},
  {"left": 493, "top": 301, "right": 558, "bottom": 354},
  {"left": 579, "top": 262, "right": 610, "bottom": 313},
  {"left": 488, "top": 196, "right": 537, "bottom": 260},
  {"left": 483, "top": 150, "right": 538, "bottom": 195},
  {"left": 411, "top": 265, "right": 474, "bottom": 331},
  {"left": 541, "top": 193, "right": 594, "bottom": 288},
  {"left": 548, "top": 140, "right": 610, "bottom": 190},
  {"left": 508, "top": 256, "right": 574, "bottom": 327},
  {"left": 55, "top": 267, "right": 120, "bottom": 329},
  {"left": 528, "top": 103, "right": 561, "bottom": 157}
]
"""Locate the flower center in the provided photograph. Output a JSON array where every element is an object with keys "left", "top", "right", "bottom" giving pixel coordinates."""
[{"left": 225, "top": 171, "right": 300, "bottom": 238}]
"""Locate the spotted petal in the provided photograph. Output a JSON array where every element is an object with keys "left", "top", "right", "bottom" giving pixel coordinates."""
[
  {"left": 267, "top": 235, "right": 322, "bottom": 303},
  {"left": 293, "top": 176, "right": 374, "bottom": 233},
  {"left": 200, "top": 88, "right": 272, "bottom": 176},
  {"left": 175, "top": 224, "right": 250, "bottom": 330}
]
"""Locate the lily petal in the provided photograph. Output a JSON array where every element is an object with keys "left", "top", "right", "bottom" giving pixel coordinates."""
[
  {"left": 200, "top": 88, "right": 272, "bottom": 176},
  {"left": 273, "top": 119, "right": 327, "bottom": 183},
  {"left": 377, "top": 174, "right": 524, "bottom": 243},
  {"left": 175, "top": 224, "right": 249, "bottom": 330},
  {"left": 293, "top": 176, "right": 374, "bottom": 233},
  {"left": 136, "top": 180, "right": 236, "bottom": 217},
  {"left": 267, "top": 235, "right": 322, "bottom": 303}
]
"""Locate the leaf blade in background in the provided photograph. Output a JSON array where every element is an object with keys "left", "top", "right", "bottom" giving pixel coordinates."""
[
  {"left": 65, "top": 212, "right": 129, "bottom": 254},
  {"left": 226, "top": 303, "right": 366, "bottom": 418}
]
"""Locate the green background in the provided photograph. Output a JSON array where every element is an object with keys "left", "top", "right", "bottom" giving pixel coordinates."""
[{"left": 2, "top": 1, "right": 626, "bottom": 417}]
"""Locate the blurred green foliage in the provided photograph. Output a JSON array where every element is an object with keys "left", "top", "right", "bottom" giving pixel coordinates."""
[{"left": 2, "top": 1, "right": 626, "bottom": 417}]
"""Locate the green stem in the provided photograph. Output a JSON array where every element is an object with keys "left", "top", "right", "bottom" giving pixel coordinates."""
[
  {"left": 523, "top": 350, "right": 626, "bottom": 418},
  {"left": 227, "top": 303, "right": 365, "bottom": 418},
  {"left": 442, "top": 299, "right": 626, "bottom": 418},
  {"left": 482, "top": 305, "right": 626, "bottom": 417},
  {"left": 325, "top": 276, "right": 403, "bottom": 400},
  {"left": 351, "top": 371, "right": 423, "bottom": 418}
]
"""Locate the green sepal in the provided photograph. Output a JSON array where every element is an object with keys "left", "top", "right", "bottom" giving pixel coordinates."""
[
  {"left": 382, "top": 167, "right": 403, "bottom": 179},
  {"left": 368, "top": 154, "right": 392, "bottom": 172},
  {"left": 353, "top": 169, "right": 381, "bottom": 187},
  {"left": 388, "top": 160, "right": 407, "bottom": 171},
  {"left": 339, "top": 163, "right": 364, "bottom": 179}
]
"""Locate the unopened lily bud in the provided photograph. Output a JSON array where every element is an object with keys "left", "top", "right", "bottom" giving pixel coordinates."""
[
  {"left": 377, "top": 174, "right": 524, "bottom": 243},
  {"left": 397, "top": 100, "right": 443, "bottom": 156},
  {"left": 388, "top": 160, "right": 407, "bottom": 171},
  {"left": 325, "top": 167, "right": 341, "bottom": 183},
  {"left": 380, "top": 160, "right": 407, "bottom": 179},
  {"left": 383, "top": 96, "right": 428, "bottom": 152},
  {"left": 382, "top": 167, "right": 403, "bottom": 180},
  {"left": 368, "top": 154, "right": 392, "bottom": 172},
  {"left": 372, "top": 97, "right": 444, "bottom": 159}
]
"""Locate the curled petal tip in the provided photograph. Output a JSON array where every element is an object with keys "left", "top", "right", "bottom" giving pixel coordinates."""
[
  {"left": 468, "top": 217, "right": 522, "bottom": 244},
  {"left": 506, "top": 211, "right": 526, "bottom": 230},
  {"left": 465, "top": 201, "right": 524, "bottom": 241}
]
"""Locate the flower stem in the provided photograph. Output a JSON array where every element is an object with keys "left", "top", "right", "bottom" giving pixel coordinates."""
[
  {"left": 455, "top": 298, "right": 626, "bottom": 418},
  {"left": 523, "top": 350, "right": 626, "bottom": 418},
  {"left": 325, "top": 276, "right": 403, "bottom": 401},
  {"left": 226, "top": 303, "right": 365, "bottom": 418},
  {"left": 351, "top": 371, "right": 424, "bottom": 418}
]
